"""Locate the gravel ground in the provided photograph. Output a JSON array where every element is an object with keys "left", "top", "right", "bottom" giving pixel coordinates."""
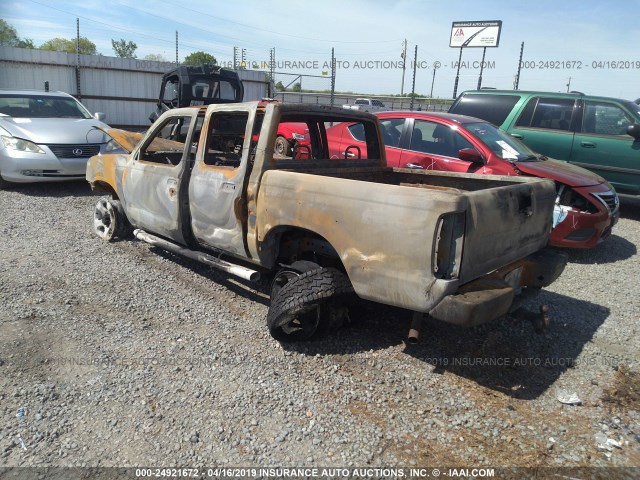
[{"left": 0, "top": 181, "right": 639, "bottom": 472}]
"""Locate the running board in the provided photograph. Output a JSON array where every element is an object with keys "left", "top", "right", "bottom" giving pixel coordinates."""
[{"left": 133, "top": 229, "right": 260, "bottom": 283}]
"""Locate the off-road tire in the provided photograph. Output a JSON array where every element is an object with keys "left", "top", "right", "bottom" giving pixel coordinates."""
[
  {"left": 267, "top": 267, "right": 354, "bottom": 341},
  {"left": 93, "top": 196, "right": 133, "bottom": 242}
]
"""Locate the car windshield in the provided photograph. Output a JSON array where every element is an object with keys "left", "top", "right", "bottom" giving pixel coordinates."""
[
  {"left": 0, "top": 94, "right": 92, "bottom": 119},
  {"left": 622, "top": 100, "right": 640, "bottom": 117},
  {"left": 464, "top": 121, "right": 540, "bottom": 161}
]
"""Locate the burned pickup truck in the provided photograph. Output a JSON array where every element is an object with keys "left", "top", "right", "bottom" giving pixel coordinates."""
[{"left": 87, "top": 102, "right": 566, "bottom": 341}]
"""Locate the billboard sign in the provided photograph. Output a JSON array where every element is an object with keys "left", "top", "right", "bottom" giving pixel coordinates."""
[{"left": 450, "top": 20, "right": 502, "bottom": 48}]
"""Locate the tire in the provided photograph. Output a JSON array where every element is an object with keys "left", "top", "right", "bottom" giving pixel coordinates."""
[
  {"left": 274, "top": 136, "right": 292, "bottom": 156},
  {"left": 270, "top": 260, "right": 320, "bottom": 299},
  {"left": 267, "top": 267, "right": 354, "bottom": 341},
  {"left": 93, "top": 196, "right": 132, "bottom": 242}
]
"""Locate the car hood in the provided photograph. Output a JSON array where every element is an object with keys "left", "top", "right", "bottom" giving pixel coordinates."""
[
  {"left": 102, "top": 128, "right": 145, "bottom": 153},
  {"left": 0, "top": 117, "right": 109, "bottom": 144},
  {"left": 515, "top": 158, "right": 605, "bottom": 187}
]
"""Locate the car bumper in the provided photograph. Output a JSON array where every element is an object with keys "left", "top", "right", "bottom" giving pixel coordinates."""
[
  {"left": 549, "top": 186, "right": 619, "bottom": 249},
  {"left": 0, "top": 151, "right": 89, "bottom": 183},
  {"left": 428, "top": 249, "right": 568, "bottom": 327}
]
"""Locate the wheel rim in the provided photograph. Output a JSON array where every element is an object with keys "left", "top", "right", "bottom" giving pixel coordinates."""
[
  {"left": 93, "top": 198, "right": 116, "bottom": 240},
  {"left": 275, "top": 137, "right": 287, "bottom": 155}
]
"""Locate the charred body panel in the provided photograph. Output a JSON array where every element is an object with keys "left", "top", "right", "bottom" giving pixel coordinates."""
[
  {"left": 255, "top": 167, "right": 558, "bottom": 314},
  {"left": 87, "top": 101, "right": 567, "bottom": 339}
]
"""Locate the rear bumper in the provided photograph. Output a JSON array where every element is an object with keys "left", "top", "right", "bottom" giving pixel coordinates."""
[{"left": 429, "top": 248, "right": 567, "bottom": 327}]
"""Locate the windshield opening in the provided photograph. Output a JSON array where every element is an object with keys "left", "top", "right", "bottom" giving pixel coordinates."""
[{"left": 465, "top": 121, "right": 539, "bottom": 161}]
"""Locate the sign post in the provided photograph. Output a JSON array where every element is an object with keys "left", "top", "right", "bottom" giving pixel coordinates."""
[{"left": 450, "top": 20, "right": 502, "bottom": 98}]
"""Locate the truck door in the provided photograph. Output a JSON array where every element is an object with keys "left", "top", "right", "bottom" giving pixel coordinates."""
[
  {"left": 188, "top": 104, "right": 257, "bottom": 257},
  {"left": 123, "top": 110, "right": 202, "bottom": 244}
]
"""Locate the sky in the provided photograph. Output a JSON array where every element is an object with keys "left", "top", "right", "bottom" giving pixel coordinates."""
[{"left": 1, "top": 0, "right": 639, "bottom": 100}]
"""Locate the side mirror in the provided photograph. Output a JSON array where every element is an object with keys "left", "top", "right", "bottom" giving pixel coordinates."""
[
  {"left": 627, "top": 124, "right": 640, "bottom": 140},
  {"left": 94, "top": 112, "right": 106, "bottom": 121},
  {"left": 458, "top": 148, "right": 484, "bottom": 164}
]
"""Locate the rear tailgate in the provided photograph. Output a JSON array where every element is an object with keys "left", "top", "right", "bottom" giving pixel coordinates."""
[{"left": 458, "top": 177, "right": 556, "bottom": 283}]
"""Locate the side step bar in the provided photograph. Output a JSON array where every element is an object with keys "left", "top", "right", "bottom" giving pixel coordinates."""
[{"left": 133, "top": 229, "right": 261, "bottom": 283}]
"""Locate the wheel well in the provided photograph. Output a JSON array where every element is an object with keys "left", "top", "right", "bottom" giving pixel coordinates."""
[
  {"left": 92, "top": 181, "right": 118, "bottom": 200},
  {"left": 268, "top": 227, "right": 345, "bottom": 271}
]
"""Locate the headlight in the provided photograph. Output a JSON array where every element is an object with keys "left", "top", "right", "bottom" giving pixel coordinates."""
[
  {"left": 292, "top": 133, "right": 305, "bottom": 141},
  {"left": 1, "top": 135, "right": 46, "bottom": 154}
]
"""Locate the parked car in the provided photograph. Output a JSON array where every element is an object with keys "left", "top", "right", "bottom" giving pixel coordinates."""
[
  {"left": 342, "top": 98, "right": 387, "bottom": 113},
  {"left": 0, "top": 89, "right": 109, "bottom": 187},
  {"left": 275, "top": 122, "right": 308, "bottom": 156},
  {"left": 448, "top": 90, "right": 640, "bottom": 198},
  {"left": 326, "top": 111, "right": 619, "bottom": 248}
]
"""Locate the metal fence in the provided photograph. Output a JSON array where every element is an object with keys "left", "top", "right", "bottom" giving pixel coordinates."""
[
  {"left": 276, "top": 91, "right": 452, "bottom": 112},
  {"left": 0, "top": 46, "right": 270, "bottom": 129}
]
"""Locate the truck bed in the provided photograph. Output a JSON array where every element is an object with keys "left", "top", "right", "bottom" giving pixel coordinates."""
[{"left": 256, "top": 164, "right": 556, "bottom": 312}]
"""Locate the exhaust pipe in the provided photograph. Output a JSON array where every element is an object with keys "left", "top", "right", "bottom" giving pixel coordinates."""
[
  {"left": 133, "top": 229, "right": 260, "bottom": 282},
  {"left": 407, "top": 311, "right": 423, "bottom": 344}
]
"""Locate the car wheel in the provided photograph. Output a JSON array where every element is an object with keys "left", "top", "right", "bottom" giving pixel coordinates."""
[
  {"left": 267, "top": 265, "right": 354, "bottom": 341},
  {"left": 93, "top": 196, "right": 132, "bottom": 242},
  {"left": 274, "top": 136, "right": 293, "bottom": 156}
]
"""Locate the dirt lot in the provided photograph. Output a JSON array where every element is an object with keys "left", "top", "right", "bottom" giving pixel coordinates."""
[{"left": 0, "top": 182, "right": 639, "bottom": 474}]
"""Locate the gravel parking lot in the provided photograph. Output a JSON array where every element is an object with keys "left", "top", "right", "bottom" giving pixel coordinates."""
[{"left": 0, "top": 182, "right": 639, "bottom": 473}]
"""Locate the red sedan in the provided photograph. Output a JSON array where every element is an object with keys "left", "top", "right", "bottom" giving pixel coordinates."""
[{"left": 326, "top": 111, "right": 619, "bottom": 248}]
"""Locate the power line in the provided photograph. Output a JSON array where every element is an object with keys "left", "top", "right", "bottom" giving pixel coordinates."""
[{"left": 151, "top": 0, "right": 403, "bottom": 44}]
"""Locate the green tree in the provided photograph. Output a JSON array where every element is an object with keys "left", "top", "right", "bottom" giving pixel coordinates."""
[
  {"left": 111, "top": 38, "right": 137, "bottom": 58},
  {"left": 15, "top": 38, "right": 35, "bottom": 48},
  {"left": 292, "top": 82, "right": 302, "bottom": 92},
  {"left": 275, "top": 81, "right": 285, "bottom": 91},
  {"left": 183, "top": 51, "right": 216, "bottom": 65},
  {"left": 40, "top": 37, "right": 97, "bottom": 55},
  {"left": 143, "top": 53, "right": 167, "bottom": 62},
  {"left": 0, "top": 19, "right": 34, "bottom": 48}
]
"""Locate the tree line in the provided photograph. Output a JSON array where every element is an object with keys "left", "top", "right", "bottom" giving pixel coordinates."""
[{"left": 0, "top": 19, "right": 216, "bottom": 65}]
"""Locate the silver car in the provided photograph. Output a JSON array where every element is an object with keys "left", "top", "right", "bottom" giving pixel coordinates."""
[{"left": 0, "top": 90, "right": 109, "bottom": 186}]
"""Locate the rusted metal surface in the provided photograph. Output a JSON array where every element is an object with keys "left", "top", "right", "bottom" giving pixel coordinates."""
[
  {"left": 101, "top": 128, "right": 144, "bottom": 153},
  {"left": 86, "top": 101, "right": 564, "bottom": 327}
]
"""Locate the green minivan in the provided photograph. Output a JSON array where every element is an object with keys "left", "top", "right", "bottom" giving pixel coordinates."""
[{"left": 449, "top": 90, "right": 640, "bottom": 197}]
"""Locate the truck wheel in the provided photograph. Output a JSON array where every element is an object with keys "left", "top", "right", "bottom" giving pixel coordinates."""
[
  {"left": 267, "top": 266, "right": 354, "bottom": 341},
  {"left": 270, "top": 260, "right": 319, "bottom": 299},
  {"left": 93, "top": 196, "right": 132, "bottom": 242},
  {"left": 274, "top": 136, "right": 292, "bottom": 156}
]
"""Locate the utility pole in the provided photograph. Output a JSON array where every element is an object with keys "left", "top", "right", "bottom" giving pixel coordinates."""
[
  {"left": 410, "top": 45, "right": 418, "bottom": 111},
  {"left": 269, "top": 48, "right": 275, "bottom": 97},
  {"left": 175, "top": 31, "right": 179, "bottom": 66},
  {"left": 430, "top": 64, "right": 439, "bottom": 98},
  {"left": 400, "top": 39, "right": 407, "bottom": 96},
  {"left": 330, "top": 48, "right": 336, "bottom": 107},
  {"left": 514, "top": 41, "right": 524, "bottom": 90},
  {"left": 566, "top": 76, "right": 572, "bottom": 92}
]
